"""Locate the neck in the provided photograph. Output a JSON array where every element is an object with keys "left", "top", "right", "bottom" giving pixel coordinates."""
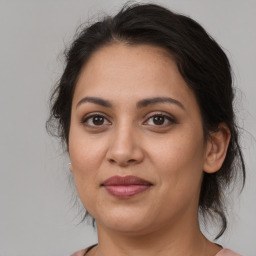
[{"left": 94, "top": 215, "right": 221, "bottom": 256}]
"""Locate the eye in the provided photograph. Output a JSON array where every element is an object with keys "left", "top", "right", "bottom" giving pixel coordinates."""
[
  {"left": 144, "top": 113, "right": 176, "bottom": 127},
  {"left": 81, "top": 114, "right": 111, "bottom": 128}
]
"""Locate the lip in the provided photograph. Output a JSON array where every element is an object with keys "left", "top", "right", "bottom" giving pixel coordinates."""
[{"left": 102, "top": 175, "right": 152, "bottom": 198}]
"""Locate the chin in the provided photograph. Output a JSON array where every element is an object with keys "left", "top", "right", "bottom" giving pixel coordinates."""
[{"left": 96, "top": 209, "right": 154, "bottom": 234}]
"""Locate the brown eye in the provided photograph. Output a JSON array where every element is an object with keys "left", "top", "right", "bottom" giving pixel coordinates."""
[
  {"left": 81, "top": 114, "right": 111, "bottom": 128},
  {"left": 144, "top": 113, "right": 176, "bottom": 127},
  {"left": 92, "top": 116, "right": 104, "bottom": 125},
  {"left": 152, "top": 116, "right": 165, "bottom": 125}
]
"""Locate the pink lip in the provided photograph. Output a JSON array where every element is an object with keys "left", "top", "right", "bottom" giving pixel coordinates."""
[{"left": 102, "top": 175, "right": 152, "bottom": 198}]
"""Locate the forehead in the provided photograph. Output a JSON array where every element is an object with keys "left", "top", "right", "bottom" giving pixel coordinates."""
[
  {"left": 81, "top": 43, "right": 175, "bottom": 75},
  {"left": 73, "top": 43, "right": 197, "bottom": 109}
]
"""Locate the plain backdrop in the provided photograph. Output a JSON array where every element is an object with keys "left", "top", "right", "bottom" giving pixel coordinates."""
[{"left": 0, "top": 0, "right": 255, "bottom": 255}]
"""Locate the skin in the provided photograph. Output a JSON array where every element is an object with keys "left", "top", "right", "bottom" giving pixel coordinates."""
[{"left": 69, "top": 43, "right": 230, "bottom": 256}]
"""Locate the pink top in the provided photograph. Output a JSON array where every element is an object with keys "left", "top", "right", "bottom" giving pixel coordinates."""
[
  {"left": 71, "top": 248, "right": 242, "bottom": 256},
  {"left": 216, "top": 249, "right": 242, "bottom": 256},
  {"left": 71, "top": 249, "right": 86, "bottom": 256}
]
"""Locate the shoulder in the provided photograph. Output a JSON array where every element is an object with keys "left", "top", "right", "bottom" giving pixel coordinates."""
[
  {"left": 70, "top": 248, "right": 86, "bottom": 256},
  {"left": 70, "top": 244, "right": 97, "bottom": 256},
  {"left": 216, "top": 249, "right": 242, "bottom": 256}
]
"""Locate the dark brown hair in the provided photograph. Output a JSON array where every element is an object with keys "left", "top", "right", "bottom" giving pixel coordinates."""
[{"left": 47, "top": 3, "right": 245, "bottom": 239}]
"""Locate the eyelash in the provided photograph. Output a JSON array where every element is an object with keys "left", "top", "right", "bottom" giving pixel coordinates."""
[
  {"left": 81, "top": 112, "right": 111, "bottom": 128},
  {"left": 144, "top": 113, "right": 176, "bottom": 127},
  {"left": 81, "top": 112, "right": 176, "bottom": 129}
]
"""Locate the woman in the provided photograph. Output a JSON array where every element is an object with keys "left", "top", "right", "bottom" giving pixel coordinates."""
[{"left": 47, "top": 3, "right": 245, "bottom": 256}]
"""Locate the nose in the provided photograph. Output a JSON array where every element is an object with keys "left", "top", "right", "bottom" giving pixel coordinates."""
[{"left": 106, "top": 124, "right": 144, "bottom": 167}]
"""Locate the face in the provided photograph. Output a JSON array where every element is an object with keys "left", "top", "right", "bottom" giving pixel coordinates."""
[{"left": 69, "top": 43, "right": 209, "bottom": 235}]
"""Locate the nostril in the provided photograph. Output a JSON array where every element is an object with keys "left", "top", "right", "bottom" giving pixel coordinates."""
[
  {"left": 128, "top": 159, "right": 136, "bottom": 163},
  {"left": 109, "top": 159, "right": 116, "bottom": 164},
  {"left": 108, "top": 158, "right": 137, "bottom": 165}
]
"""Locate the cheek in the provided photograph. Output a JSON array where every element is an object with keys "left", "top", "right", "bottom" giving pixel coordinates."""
[
  {"left": 68, "top": 127, "right": 107, "bottom": 197},
  {"left": 68, "top": 139, "right": 102, "bottom": 213},
  {"left": 151, "top": 130, "right": 205, "bottom": 167},
  {"left": 148, "top": 129, "right": 205, "bottom": 190},
  {"left": 69, "top": 123, "right": 107, "bottom": 172},
  {"left": 69, "top": 140, "right": 101, "bottom": 173}
]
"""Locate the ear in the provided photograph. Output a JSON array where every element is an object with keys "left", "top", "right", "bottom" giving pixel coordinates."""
[{"left": 203, "top": 123, "right": 231, "bottom": 174}]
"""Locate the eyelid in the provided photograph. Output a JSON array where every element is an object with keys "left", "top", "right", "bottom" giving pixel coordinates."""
[
  {"left": 81, "top": 112, "right": 112, "bottom": 127},
  {"left": 80, "top": 111, "right": 177, "bottom": 128},
  {"left": 143, "top": 111, "right": 177, "bottom": 126}
]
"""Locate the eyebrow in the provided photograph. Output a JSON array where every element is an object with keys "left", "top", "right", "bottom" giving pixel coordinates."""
[
  {"left": 136, "top": 97, "right": 185, "bottom": 110},
  {"left": 76, "top": 97, "right": 113, "bottom": 109},
  {"left": 76, "top": 96, "right": 185, "bottom": 110}
]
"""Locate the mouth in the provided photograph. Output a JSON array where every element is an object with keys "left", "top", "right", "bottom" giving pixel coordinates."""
[{"left": 101, "top": 175, "right": 153, "bottom": 198}]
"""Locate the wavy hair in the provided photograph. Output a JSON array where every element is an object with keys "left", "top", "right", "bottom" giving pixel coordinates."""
[{"left": 47, "top": 3, "right": 245, "bottom": 239}]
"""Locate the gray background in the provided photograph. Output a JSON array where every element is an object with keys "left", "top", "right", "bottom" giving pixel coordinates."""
[{"left": 0, "top": 0, "right": 255, "bottom": 255}]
